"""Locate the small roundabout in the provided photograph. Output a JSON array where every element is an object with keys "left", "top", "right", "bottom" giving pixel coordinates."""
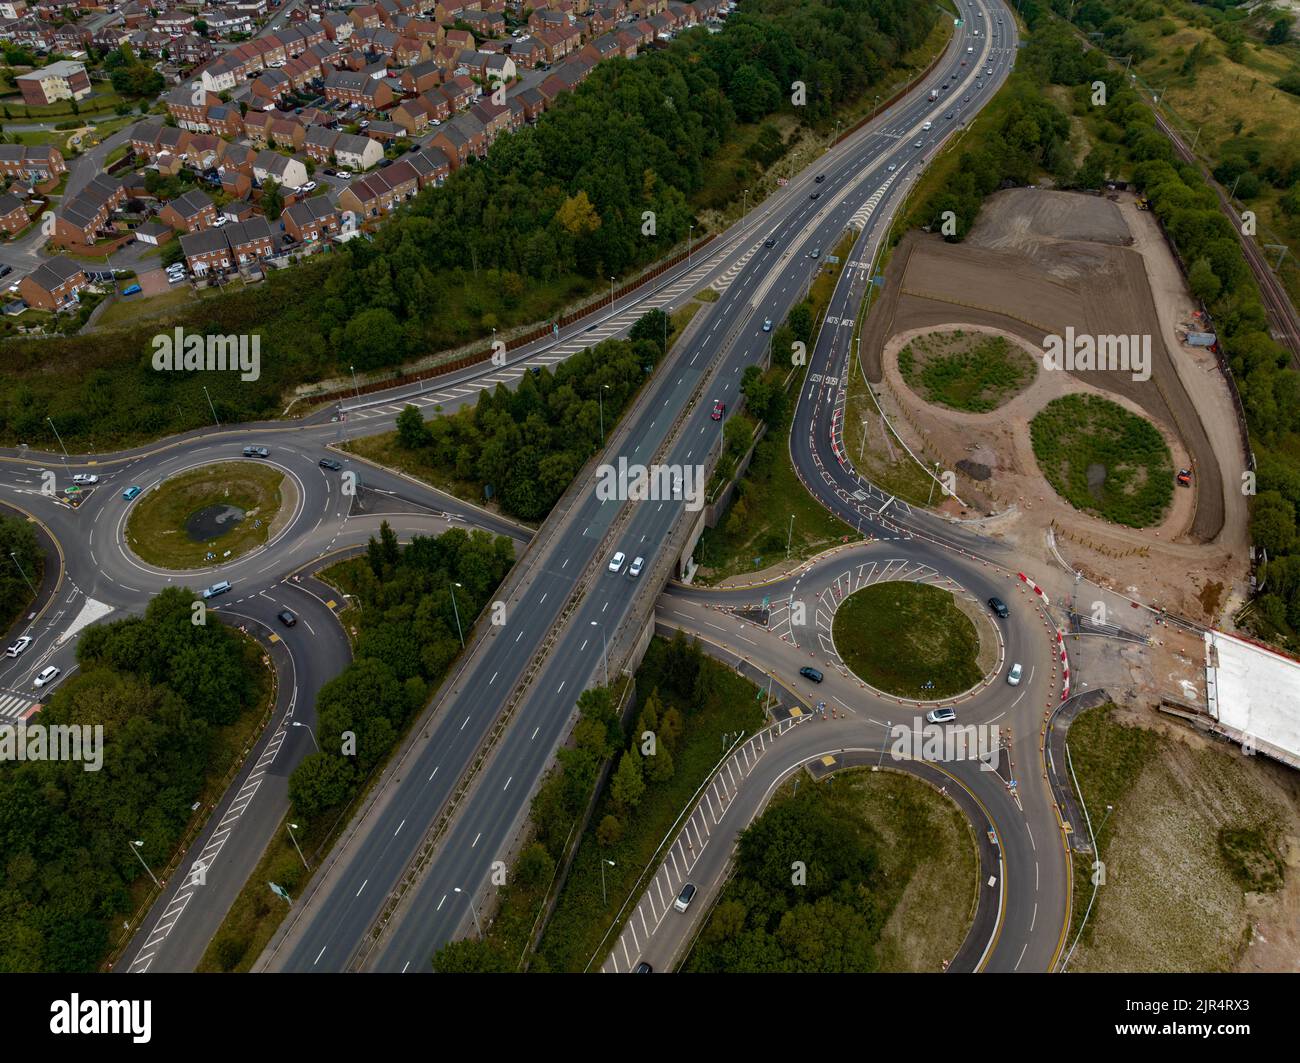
[
  {"left": 124, "top": 461, "right": 293, "bottom": 571},
  {"left": 828, "top": 578, "right": 1002, "bottom": 703}
]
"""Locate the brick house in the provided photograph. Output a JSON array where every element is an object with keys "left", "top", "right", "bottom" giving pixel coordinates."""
[
  {"left": 19, "top": 256, "right": 89, "bottom": 311},
  {"left": 159, "top": 189, "right": 218, "bottom": 234}
]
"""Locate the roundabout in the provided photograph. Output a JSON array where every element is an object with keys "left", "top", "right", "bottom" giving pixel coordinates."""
[
  {"left": 124, "top": 461, "right": 290, "bottom": 570},
  {"left": 831, "top": 580, "right": 989, "bottom": 700}
]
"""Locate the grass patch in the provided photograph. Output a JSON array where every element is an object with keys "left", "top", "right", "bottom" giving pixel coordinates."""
[
  {"left": 1029, "top": 394, "right": 1173, "bottom": 528},
  {"left": 832, "top": 582, "right": 982, "bottom": 698},
  {"left": 125, "top": 461, "right": 285, "bottom": 570},
  {"left": 898, "top": 330, "right": 1035, "bottom": 412}
]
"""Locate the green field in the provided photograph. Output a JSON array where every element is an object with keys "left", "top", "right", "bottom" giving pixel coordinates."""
[
  {"left": 125, "top": 461, "right": 286, "bottom": 569},
  {"left": 832, "top": 581, "right": 983, "bottom": 698},
  {"left": 1029, "top": 394, "right": 1173, "bottom": 528},
  {"left": 898, "top": 330, "right": 1036, "bottom": 412}
]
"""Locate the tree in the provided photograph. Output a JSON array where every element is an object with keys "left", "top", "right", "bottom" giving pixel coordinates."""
[
  {"left": 261, "top": 177, "right": 283, "bottom": 220},
  {"left": 610, "top": 747, "right": 645, "bottom": 812},
  {"left": 287, "top": 753, "right": 356, "bottom": 818},
  {"left": 646, "top": 739, "right": 675, "bottom": 783},
  {"left": 396, "top": 404, "right": 430, "bottom": 449},
  {"left": 1268, "top": 17, "right": 1292, "bottom": 46},
  {"left": 1188, "top": 257, "right": 1221, "bottom": 304},
  {"left": 596, "top": 814, "right": 624, "bottom": 847},
  {"left": 1252, "top": 491, "right": 1297, "bottom": 556}
]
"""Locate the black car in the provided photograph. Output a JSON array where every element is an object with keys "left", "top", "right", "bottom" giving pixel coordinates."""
[
  {"left": 633, "top": 962, "right": 653, "bottom": 973},
  {"left": 277, "top": 610, "right": 297, "bottom": 627},
  {"left": 799, "top": 666, "right": 824, "bottom": 683},
  {"left": 809, "top": 191, "right": 821, "bottom": 200},
  {"left": 0, "top": 264, "right": 11, "bottom": 278},
  {"left": 987, "top": 597, "right": 1009, "bottom": 619},
  {"left": 319, "top": 458, "right": 343, "bottom": 471},
  {"left": 323, "top": 167, "right": 337, "bottom": 176},
  {"left": 814, "top": 173, "right": 826, "bottom": 183}
]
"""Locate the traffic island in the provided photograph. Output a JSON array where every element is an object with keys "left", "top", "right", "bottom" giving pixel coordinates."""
[{"left": 124, "top": 461, "right": 288, "bottom": 570}]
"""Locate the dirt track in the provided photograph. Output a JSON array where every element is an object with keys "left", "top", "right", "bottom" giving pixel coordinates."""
[{"left": 863, "top": 189, "right": 1225, "bottom": 542}]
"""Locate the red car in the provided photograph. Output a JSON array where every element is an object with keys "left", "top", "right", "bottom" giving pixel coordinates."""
[
  {"left": 711, "top": 400, "right": 725, "bottom": 421},
  {"left": 1177, "top": 469, "right": 1192, "bottom": 487}
]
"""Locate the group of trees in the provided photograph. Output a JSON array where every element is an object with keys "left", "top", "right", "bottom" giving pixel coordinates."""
[
  {"left": 0, "top": 514, "right": 40, "bottom": 635},
  {"left": 0, "top": 588, "right": 261, "bottom": 971},
  {"left": 1, "top": 0, "right": 939, "bottom": 453},
  {"left": 687, "top": 782, "right": 885, "bottom": 972},
  {"left": 286, "top": 525, "right": 514, "bottom": 820},
  {"left": 394, "top": 321, "right": 666, "bottom": 521}
]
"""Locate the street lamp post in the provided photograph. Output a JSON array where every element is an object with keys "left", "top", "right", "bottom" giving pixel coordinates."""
[
  {"left": 47, "top": 417, "right": 68, "bottom": 460},
  {"left": 597, "top": 383, "right": 610, "bottom": 441},
  {"left": 687, "top": 223, "right": 694, "bottom": 265},
  {"left": 129, "top": 840, "right": 160, "bottom": 888},
  {"left": 609, "top": 275, "right": 615, "bottom": 307},
  {"left": 450, "top": 581, "right": 464, "bottom": 649},
  {"left": 202, "top": 386, "right": 219, "bottom": 428},
  {"left": 590, "top": 620, "right": 607, "bottom": 685},
  {"left": 453, "top": 886, "right": 482, "bottom": 937},
  {"left": 291, "top": 720, "right": 319, "bottom": 752},
  {"left": 287, "top": 822, "right": 310, "bottom": 870},
  {"left": 786, "top": 514, "right": 794, "bottom": 559},
  {"left": 350, "top": 364, "right": 361, "bottom": 399},
  {"left": 600, "top": 858, "right": 616, "bottom": 905},
  {"left": 9, "top": 551, "right": 36, "bottom": 596}
]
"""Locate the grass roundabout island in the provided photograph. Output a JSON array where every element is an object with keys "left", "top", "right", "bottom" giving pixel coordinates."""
[
  {"left": 125, "top": 461, "right": 286, "bottom": 570},
  {"left": 832, "top": 582, "right": 984, "bottom": 699},
  {"left": 1029, "top": 393, "right": 1173, "bottom": 528}
]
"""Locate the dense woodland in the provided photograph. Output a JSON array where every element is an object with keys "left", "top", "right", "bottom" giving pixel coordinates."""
[
  {"left": 0, "top": 514, "right": 41, "bottom": 636},
  {"left": 0, "top": 588, "right": 261, "bottom": 971},
  {"left": 0, "top": 0, "right": 938, "bottom": 453},
  {"left": 287, "top": 525, "right": 514, "bottom": 819}
]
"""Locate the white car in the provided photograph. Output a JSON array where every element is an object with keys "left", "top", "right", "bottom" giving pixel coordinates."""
[
  {"left": 608, "top": 551, "right": 626, "bottom": 573},
  {"left": 336, "top": 170, "right": 352, "bottom": 180},
  {"left": 34, "top": 665, "right": 60, "bottom": 689},
  {"left": 1007, "top": 662, "right": 1023, "bottom": 686},
  {"left": 71, "top": 473, "right": 98, "bottom": 485},
  {"left": 926, "top": 707, "right": 956, "bottom": 724},
  {"left": 5, "top": 636, "right": 32, "bottom": 658},
  {"left": 628, "top": 556, "right": 645, "bottom": 577},
  {"left": 299, "top": 180, "right": 317, "bottom": 192},
  {"left": 921, "top": 121, "right": 932, "bottom": 131}
]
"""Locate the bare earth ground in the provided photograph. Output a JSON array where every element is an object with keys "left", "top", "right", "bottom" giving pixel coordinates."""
[
  {"left": 856, "top": 188, "right": 1251, "bottom": 628},
  {"left": 1070, "top": 706, "right": 1300, "bottom": 973}
]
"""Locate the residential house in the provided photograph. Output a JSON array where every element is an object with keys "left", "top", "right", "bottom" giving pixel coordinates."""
[
  {"left": 18, "top": 256, "right": 88, "bottom": 310},
  {"left": 159, "top": 188, "right": 218, "bottom": 233}
]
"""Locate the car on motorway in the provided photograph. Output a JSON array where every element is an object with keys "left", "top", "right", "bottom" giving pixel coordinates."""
[
  {"left": 914, "top": 139, "right": 923, "bottom": 148},
  {"left": 764, "top": 237, "right": 776, "bottom": 248},
  {"left": 966, "top": 45, "right": 973, "bottom": 52},
  {"left": 5, "top": 636, "right": 32, "bottom": 658},
  {"left": 633, "top": 962, "right": 653, "bottom": 973},
  {"left": 71, "top": 473, "right": 98, "bottom": 485},
  {"left": 809, "top": 246, "right": 820, "bottom": 258},
  {"left": 945, "top": 111, "right": 954, "bottom": 120},
  {"left": 1007, "top": 662, "right": 1023, "bottom": 686},
  {"left": 1177, "top": 468, "right": 1192, "bottom": 487},
  {"left": 0, "top": 264, "right": 11, "bottom": 279},
  {"left": 34, "top": 665, "right": 60, "bottom": 689},
  {"left": 926, "top": 707, "right": 956, "bottom": 724},
  {"left": 243, "top": 445, "right": 270, "bottom": 458},
  {"left": 608, "top": 551, "right": 626, "bottom": 573},
  {"left": 799, "top": 666, "right": 824, "bottom": 683},
  {"left": 278, "top": 610, "right": 297, "bottom": 627},
  {"left": 809, "top": 190, "right": 821, "bottom": 200},
  {"left": 320, "top": 458, "right": 343, "bottom": 471},
  {"left": 986, "top": 66, "right": 993, "bottom": 75},
  {"left": 963, "top": 95, "right": 971, "bottom": 103},
  {"left": 887, "top": 163, "right": 897, "bottom": 171},
  {"left": 122, "top": 485, "right": 141, "bottom": 500},
  {"left": 202, "top": 580, "right": 232, "bottom": 600},
  {"left": 922, "top": 120, "right": 932, "bottom": 131},
  {"left": 814, "top": 173, "right": 825, "bottom": 183},
  {"left": 628, "top": 556, "right": 645, "bottom": 577},
  {"left": 762, "top": 318, "right": 772, "bottom": 332},
  {"left": 673, "top": 883, "right": 697, "bottom": 912},
  {"left": 711, "top": 399, "right": 725, "bottom": 420},
  {"left": 987, "top": 596, "right": 1009, "bottom": 619}
]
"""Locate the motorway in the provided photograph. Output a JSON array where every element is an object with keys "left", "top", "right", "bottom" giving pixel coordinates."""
[
  {"left": 0, "top": 0, "right": 1071, "bottom": 975},
  {"left": 259, "top": 0, "right": 1067, "bottom": 974}
]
